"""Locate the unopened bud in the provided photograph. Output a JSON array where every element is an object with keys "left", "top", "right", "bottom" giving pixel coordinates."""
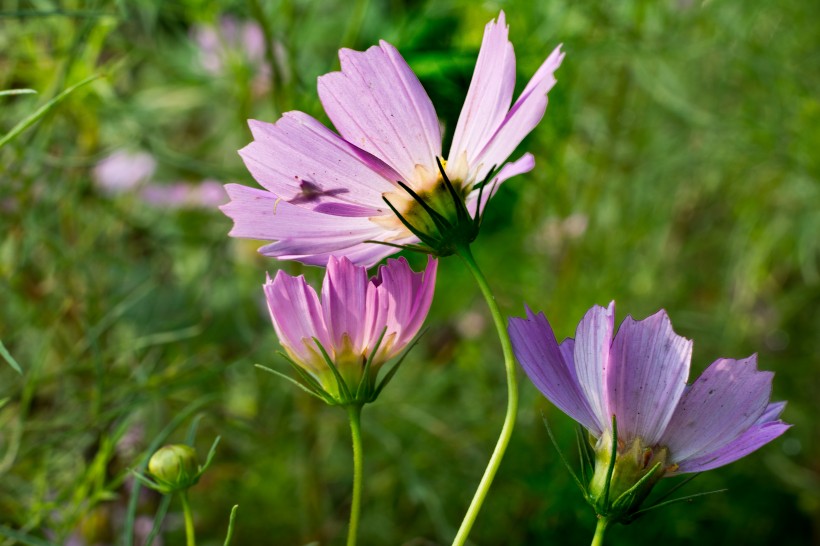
[{"left": 148, "top": 444, "right": 200, "bottom": 492}]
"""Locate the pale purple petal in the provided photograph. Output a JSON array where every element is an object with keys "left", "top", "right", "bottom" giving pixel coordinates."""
[
  {"left": 362, "top": 272, "right": 391, "bottom": 358},
  {"left": 322, "top": 256, "right": 370, "bottom": 351},
  {"left": 269, "top": 236, "right": 417, "bottom": 268},
  {"left": 608, "top": 309, "right": 692, "bottom": 446},
  {"left": 449, "top": 11, "right": 516, "bottom": 167},
  {"left": 757, "top": 401, "right": 786, "bottom": 423},
  {"left": 661, "top": 355, "right": 774, "bottom": 463},
  {"left": 375, "top": 256, "right": 437, "bottom": 357},
  {"left": 220, "top": 184, "right": 398, "bottom": 266},
  {"left": 509, "top": 307, "right": 600, "bottom": 434},
  {"left": 472, "top": 45, "right": 565, "bottom": 180},
  {"left": 674, "top": 420, "right": 791, "bottom": 474},
  {"left": 264, "top": 271, "right": 329, "bottom": 371},
  {"left": 240, "top": 112, "right": 398, "bottom": 213},
  {"left": 317, "top": 41, "right": 441, "bottom": 183},
  {"left": 573, "top": 302, "right": 617, "bottom": 435},
  {"left": 466, "top": 153, "right": 535, "bottom": 216}
]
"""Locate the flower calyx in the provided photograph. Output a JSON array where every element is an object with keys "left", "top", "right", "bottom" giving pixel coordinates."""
[
  {"left": 377, "top": 158, "right": 498, "bottom": 258},
  {"left": 586, "top": 418, "right": 669, "bottom": 524},
  {"left": 259, "top": 327, "right": 423, "bottom": 407}
]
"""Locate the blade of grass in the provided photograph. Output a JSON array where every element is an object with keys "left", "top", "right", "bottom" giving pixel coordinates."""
[
  {"left": 0, "top": 74, "right": 100, "bottom": 150},
  {"left": 0, "top": 341, "right": 22, "bottom": 374},
  {"left": 0, "top": 89, "right": 36, "bottom": 97},
  {"left": 0, "top": 526, "right": 59, "bottom": 546}
]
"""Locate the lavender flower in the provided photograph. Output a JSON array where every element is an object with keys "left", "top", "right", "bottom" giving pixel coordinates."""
[
  {"left": 220, "top": 12, "right": 564, "bottom": 266},
  {"left": 509, "top": 302, "right": 790, "bottom": 522},
  {"left": 264, "top": 255, "right": 437, "bottom": 404}
]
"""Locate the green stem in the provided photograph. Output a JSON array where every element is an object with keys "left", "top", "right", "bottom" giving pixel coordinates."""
[
  {"left": 179, "top": 490, "right": 196, "bottom": 546},
  {"left": 452, "top": 244, "right": 519, "bottom": 546},
  {"left": 346, "top": 404, "right": 364, "bottom": 546},
  {"left": 591, "top": 517, "right": 609, "bottom": 546}
]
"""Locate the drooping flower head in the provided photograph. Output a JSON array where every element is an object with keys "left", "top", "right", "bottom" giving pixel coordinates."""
[
  {"left": 264, "top": 256, "right": 437, "bottom": 405},
  {"left": 509, "top": 302, "right": 790, "bottom": 523},
  {"left": 221, "top": 11, "right": 564, "bottom": 266}
]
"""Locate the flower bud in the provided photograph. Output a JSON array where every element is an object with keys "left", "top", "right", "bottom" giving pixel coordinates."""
[{"left": 148, "top": 444, "right": 200, "bottom": 492}]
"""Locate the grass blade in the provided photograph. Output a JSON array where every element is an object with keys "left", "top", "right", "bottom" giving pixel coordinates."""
[
  {"left": 0, "top": 74, "right": 100, "bottom": 149},
  {"left": 0, "top": 340, "right": 22, "bottom": 374},
  {"left": 0, "top": 89, "right": 37, "bottom": 97}
]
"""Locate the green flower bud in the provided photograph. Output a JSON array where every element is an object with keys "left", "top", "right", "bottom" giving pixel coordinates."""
[{"left": 147, "top": 444, "right": 200, "bottom": 493}]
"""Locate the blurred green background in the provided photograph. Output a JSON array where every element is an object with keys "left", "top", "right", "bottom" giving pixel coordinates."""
[{"left": 1, "top": 0, "right": 818, "bottom": 544}]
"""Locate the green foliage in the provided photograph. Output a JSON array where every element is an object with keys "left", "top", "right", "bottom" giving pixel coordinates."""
[{"left": 1, "top": 0, "right": 817, "bottom": 544}]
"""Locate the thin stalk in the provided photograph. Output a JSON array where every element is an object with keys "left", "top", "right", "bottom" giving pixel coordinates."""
[
  {"left": 591, "top": 517, "right": 609, "bottom": 546},
  {"left": 347, "top": 405, "right": 364, "bottom": 546},
  {"left": 452, "top": 244, "right": 518, "bottom": 546},
  {"left": 179, "top": 490, "right": 196, "bottom": 546}
]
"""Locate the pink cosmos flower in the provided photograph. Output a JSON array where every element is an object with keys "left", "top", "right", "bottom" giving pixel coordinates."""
[
  {"left": 509, "top": 302, "right": 789, "bottom": 520},
  {"left": 221, "top": 11, "right": 564, "bottom": 267},
  {"left": 264, "top": 255, "right": 437, "bottom": 404}
]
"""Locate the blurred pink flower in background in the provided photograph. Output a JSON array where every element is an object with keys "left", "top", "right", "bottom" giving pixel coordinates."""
[
  {"left": 91, "top": 150, "right": 226, "bottom": 209},
  {"left": 92, "top": 150, "right": 157, "bottom": 195},
  {"left": 192, "top": 16, "right": 276, "bottom": 93},
  {"left": 140, "top": 180, "right": 227, "bottom": 209}
]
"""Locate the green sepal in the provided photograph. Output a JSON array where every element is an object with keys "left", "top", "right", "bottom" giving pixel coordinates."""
[
  {"left": 356, "top": 327, "right": 388, "bottom": 401},
  {"left": 312, "top": 337, "right": 353, "bottom": 402},
  {"left": 541, "top": 412, "right": 588, "bottom": 498},
  {"left": 625, "top": 488, "right": 728, "bottom": 523},
  {"left": 599, "top": 415, "right": 619, "bottom": 510}
]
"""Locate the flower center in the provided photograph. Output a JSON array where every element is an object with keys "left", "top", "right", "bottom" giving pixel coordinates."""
[{"left": 372, "top": 159, "right": 471, "bottom": 240}]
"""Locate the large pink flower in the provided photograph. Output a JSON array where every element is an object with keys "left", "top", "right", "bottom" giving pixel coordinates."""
[
  {"left": 510, "top": 302, "right": 789, "bottom": 476},
  {"left": 264, "top": 255, "right": 437, "bottom": 404},
  {"left": 509, "top": 302, "right": 790, "bottom": 522},
  {"left": 221, "top": 11, "right": 564, "bottom": 266}
]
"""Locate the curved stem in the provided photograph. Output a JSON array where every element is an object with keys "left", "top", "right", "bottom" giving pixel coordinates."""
[
  {"left": 591, "top": 517, "right": 609, "bottom": 546},
  {"left": 346, "top": 404, "right": 364, "bottom": 546},
  {"left": 179, "top": 490, "right": 196, "bottom": 546},
  {"left": 452, "top": 244, "right": 519, "bottom": 546}
]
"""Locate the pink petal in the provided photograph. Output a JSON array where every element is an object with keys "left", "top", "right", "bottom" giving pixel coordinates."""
[
  {"left": 573, "top": 302, "right": 617, "bottom": 436},
  {"left": 264, "top": 271, "right": 330, "bottom": 372},
  {"left": 375, "top": 256, "right": 438, "bottom": 357},
  {"left": 240, "top": 112, "right": 398, "bottom": 213},
  {"left": 674, "top": 420, "right": 790, "bottom": 474},
  {"left": 661, "top": 355, "right": 775, "bottom": 463},
  {"left": 473, "top": 44, "right": 565, "bottom": 180},
  {"left": 607, "top": 309, "right": 692, "bottom": 446},
  {"left": 220, "top": 184, "right": 394, "bottom": 266},
  {"left": 509, "top": 307, "right": 601, "bottom": 434},
  {"left": 321, "top": 256, "right": 370, "bottom": 351},
  {"left": 318, "top": 41, "right": 442, "bottom": 183},
  {"left": 270, "top": 237, "right": 417, "bottom": 268},
  {"left": 449, "top": 11, "right": 516, "bottom": 168},
  {"left": 466, "top": 153, "right": 535, "bottom": 215}
]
